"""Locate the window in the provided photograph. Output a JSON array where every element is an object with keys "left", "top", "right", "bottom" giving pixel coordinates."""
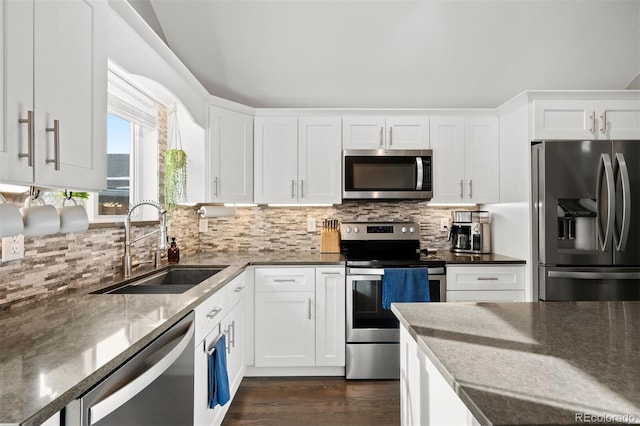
[{"left": 88, "top": 66, "right": 159, "bottom": 221}]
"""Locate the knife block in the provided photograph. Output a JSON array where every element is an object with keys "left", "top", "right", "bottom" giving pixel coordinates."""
[{"left": 320, "top": 229, "right": 340, "bottom": 253}]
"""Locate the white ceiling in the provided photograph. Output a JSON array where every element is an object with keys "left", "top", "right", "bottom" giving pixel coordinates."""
[{"left": 131, "top": 0, "right": 640, "bottom": 109}]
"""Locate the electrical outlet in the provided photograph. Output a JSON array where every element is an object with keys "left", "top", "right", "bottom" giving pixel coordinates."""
[
  {"left": 2, "top": 234, "right": 24, "bottom": 262},
  {"left": 307, "top": 217, "right": 316, "bottom": 232},
  {"left": 198, "top": 218, "right": 208, "bottom": 233},
  {"left": 440, "top": 218, "right": 450, "bottom": 232}
]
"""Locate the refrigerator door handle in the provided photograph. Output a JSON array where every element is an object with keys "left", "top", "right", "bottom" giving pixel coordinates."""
[
  {"left": 614, "top": 153, "right": 631, "bottom": 252},
  {"left": 595, "top": 153, "right": 615, "bottom": 252},
  {"left": 548, "top": 270, "right": 640, "bottom": 280}
]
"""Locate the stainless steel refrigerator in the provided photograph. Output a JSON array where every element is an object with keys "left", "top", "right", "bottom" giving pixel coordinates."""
[{"left": 532, "top": 140, "right": 640, "bottom": 301}]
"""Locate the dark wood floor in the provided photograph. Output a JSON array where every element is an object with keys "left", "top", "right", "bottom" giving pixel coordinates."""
[{"left": 222, "top": 377, "right": 400, "bottom": 426}]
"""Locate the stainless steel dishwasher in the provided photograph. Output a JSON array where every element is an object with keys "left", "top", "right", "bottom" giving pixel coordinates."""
[{"left": 65, "top": 312, "right": 195, "bottom": 426}]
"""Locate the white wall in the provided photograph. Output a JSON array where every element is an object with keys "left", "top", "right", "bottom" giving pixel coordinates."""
[{"left": 482, "top": 96, "right": 534, "bottom": 300}]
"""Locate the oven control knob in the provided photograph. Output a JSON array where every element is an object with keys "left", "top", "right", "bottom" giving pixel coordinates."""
[
  {"left": 353, "top": 226, "right": 359, "bottom": 233},
  {"left": 401, "top": 226, "right": 407, "bottom": 233},
  {"left": 345, "top": 226, "right": 352, "bottom": 234},
  {"left": 409, "top": 226, "right": 415, "bottom": 233}
]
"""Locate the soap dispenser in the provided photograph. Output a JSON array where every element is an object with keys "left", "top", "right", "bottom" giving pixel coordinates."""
[{"left": 168, "top": 237, "right": 180, "bottom": 264}]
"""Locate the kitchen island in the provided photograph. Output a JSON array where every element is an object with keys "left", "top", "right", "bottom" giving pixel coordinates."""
[{"left": 392, "top": 301, "right": 640, "bottom": 425}]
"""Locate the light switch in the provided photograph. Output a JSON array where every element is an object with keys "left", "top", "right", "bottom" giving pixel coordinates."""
[{"left": 199, "top": 218, "right": 208, "bottom": 233}]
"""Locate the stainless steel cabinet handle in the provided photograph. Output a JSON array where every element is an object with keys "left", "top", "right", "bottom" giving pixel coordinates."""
[
  {"left": 320, "top": 271, "right": 342, "bottom": 275},
  {"left": 379, "top": 126, "right": 383, "bottom": 148},
  {"left": 89, "top": 321, "right": 194, "bottom": 425},
  {"left": 459, "top": 180, "right": 464, "bottom": 199},
  {"left": 301, "top": 179, "right": 305, "bottom": 199},
  {"left": 600, "top": 111, "right": 607, "bottom": 135},
  {"left": 230, "top": 320, "right": 236, "bottom": 348},
  {"left": 274, "top": 278, "right": 296, "bottom": 283},
  {"left": 292, "top": 180, "right": 296, "bottom": 199},
  {"left": 45, "top": 119, "right": 60, "bottom": 170},
  {"left": 477, "top": 277, "right": 499, "bottom": 281},
  {"left": 614, "top": 153, "right": 631, "bottom": 252},
  {"left": 589, "top": 111, "right": 596, "bottom": 134},
  {"left": 234, "top": 286, "right": 244, "bottom": 293},
  {"left": 223, "top": 325, "right": 232, "bottom": 354},
  {"left": 206, "top": 308, "right": 222, "bottom": 319},
  {"left": 307, "top": 298, "right": 311, "bottom": 320},
  {"left": 18, "top": 110, "right": 34, "bottom": 167},
  {"left": 595, "top": 153, "right": 615, "bottom": 252},
  {"left": 213, "top": 177, "right": 218, "bottom": 198},
  {"left": 389, "top": 126, "right": 393, "bottom": 146},
  {"left": 468, "top": 180, "right": 473, "bottom": 198}
]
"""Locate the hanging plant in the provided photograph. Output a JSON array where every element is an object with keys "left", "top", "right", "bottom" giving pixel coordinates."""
[{"left": 165, "top": 105, "right": 187, "bottom": 216}]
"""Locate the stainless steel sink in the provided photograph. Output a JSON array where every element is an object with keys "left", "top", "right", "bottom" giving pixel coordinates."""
[{"left": 93, "top": 266, "right": 227, "bottom": 294}]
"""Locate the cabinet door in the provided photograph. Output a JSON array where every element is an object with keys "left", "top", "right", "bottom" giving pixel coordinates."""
[
  {"left": 315, "top": 268, "right": 345, "bottom": 367},
  {"left": 342, "top": 116, "right": 385, "bottom": 149},
  {"left": 596, "top": 99, "right": 640, "bottom": 139},
  {"left": 209, "top": 106, "right": 254, "bottom": 203},
  {"left": 533, "top": 100, "right": 596, "bottom": 140},
  {"left": 429, "top": 116, "right": 465, "bottom": 203},
  {"left": 298, "top": 117, "right": 342, "bottom": 204},
  {"left": 386, "top": 116, "right": 429, "bottom": 149},
  {"left": 255, "top": 291, "right": 315, "bottom": 367},
  {"left": 465, "top": 117, "right": 499, "bottom": 203},
  {"left": 254, "top": 117, "right": 298, "bottom": 204},
  {"left": 224, "top": 298, "right": 246, "bottom": 395},
  {"left": 33, "top": 0, "right": 107, "bottom": 190},
  {"left": 1, "top": 0, "right": 35, "bottom": 184},
  {"left": 447, "top": 265, "right": 525, "bottom": 292}
]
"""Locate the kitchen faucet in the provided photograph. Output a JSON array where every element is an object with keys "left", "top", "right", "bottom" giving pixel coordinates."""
[{"left": 123, "top": 200, "right": 168, "bottom": 277}]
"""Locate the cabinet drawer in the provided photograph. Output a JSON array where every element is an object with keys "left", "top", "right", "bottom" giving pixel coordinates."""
[
  {"left": 255, "top": 267, "right": 315, "bottom": 292},
  {"left": 194, "top": 289, "right": 226, "bottom": 343},
  {"left": 226, "top": 271, "right": 247, "bottom": 309},
  {"left": 447, "top": 290, "right": 525, "bottom": 302},
  {"left": 447, "top": 266, "right": 524, "bottom": 291}
]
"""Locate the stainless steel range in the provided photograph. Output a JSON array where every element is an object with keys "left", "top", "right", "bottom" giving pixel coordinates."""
[{"left": 340, "top": 221, "right": 446, "bottom": 379}]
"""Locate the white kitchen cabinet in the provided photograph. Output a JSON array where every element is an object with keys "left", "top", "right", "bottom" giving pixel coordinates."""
[
  {"left": 254, "top": 116, "right": 341, "bottom": 204},
  {"left": 400, "top": 325, "right": 480, "bottom": 426},
  {"left": 209, "top": 106, "right": 254, "bottom": 203},
  {"left": 254, "top": 266, "right": 346, "bottom": 369},
  {"left": 342, "top": 116, "right": 429, "bottom": 150},
  {"left": 224, "top": 297, "right": 246, "bottom": 395},
  {"left": 0, "top": 0, "right": 107, "bottom": 190},
  {"left": 315, "top": 267, "right": 345, "bottom": 367},
  {"left": 430, "top": 116, "right": 499, "bottom": 204},
  {"left": 446, "top": 265, "right": 525, "bottom": 302},
  {"left": 533, "top": 99, "right": 640, "bottom": 140}
]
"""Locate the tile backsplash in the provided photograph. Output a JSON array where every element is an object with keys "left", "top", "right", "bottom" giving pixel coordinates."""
[{"left": 0, "top": 199, "right": 459, "bottom": 310}]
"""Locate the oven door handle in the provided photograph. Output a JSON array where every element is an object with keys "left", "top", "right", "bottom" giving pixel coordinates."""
[{"left": 347, "top": 268, "right": 385, "bottom": 276}]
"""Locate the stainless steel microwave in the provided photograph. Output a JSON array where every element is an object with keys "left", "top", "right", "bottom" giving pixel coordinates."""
[{"left": 343, "top": 149, "right": 433, "bottom": 200}]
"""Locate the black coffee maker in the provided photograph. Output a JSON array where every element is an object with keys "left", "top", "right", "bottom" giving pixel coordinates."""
[{"left": 448, "top": 211, "right": 491, "bottom": 254}]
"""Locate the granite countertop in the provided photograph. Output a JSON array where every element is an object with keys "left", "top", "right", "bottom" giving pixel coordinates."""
[
  {"left": 0, "top": 251, "right": 344, "bottom": 426},
  {"left": 435, "top": 250, "right": 526, "bottom": 264},
  {"left": 392, "top": 301, "right": 640, "bottom": 425}
]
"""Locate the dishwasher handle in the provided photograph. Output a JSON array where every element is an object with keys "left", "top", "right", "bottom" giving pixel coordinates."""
[{"left": 88, "top": 320, "right": 195, "bottom": 425}]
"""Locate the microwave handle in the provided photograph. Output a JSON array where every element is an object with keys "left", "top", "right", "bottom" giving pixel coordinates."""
[{"left": 416, "top": 157, "right": 423, "bottom": 190}]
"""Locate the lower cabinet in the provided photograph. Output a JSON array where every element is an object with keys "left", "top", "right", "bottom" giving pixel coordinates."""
[
  {"left": 400, "top": 325, "right": 479, "bottom": 426},
  {"left": 254, "top": 266, "right": 346, "bottom": 369},
  {"left": 446, "top": 265, "right": 525, "bottom": 302},
  {"left": 194, "top": 273, "right": 247, "bottom": 426}
]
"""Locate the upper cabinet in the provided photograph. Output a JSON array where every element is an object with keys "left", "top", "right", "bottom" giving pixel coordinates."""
[
  {"left": 342, "top": 116, "right": 429, "bottom": 150},
  {"left": 254, "top": 116, "right": 342, "bottom": 204},
  {"left": 209, "top": 106, "right": 254, "bottom": 203},
  {"left": 0, "top": 0, "right": 107, "bottom": 191},
  {"left": 533, "top": 99, "right": 640, "bottom": 140},
  {"left": 430, "top": 115, "right": 499, "bottom": 204}
]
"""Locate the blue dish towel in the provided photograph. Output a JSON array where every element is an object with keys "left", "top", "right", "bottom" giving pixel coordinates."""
[
  {"left": 382, "top": 268, "right": 430, "bottom": 310},
  {"left": 208, "top": 334, "right": 231, "bottom": 409}
]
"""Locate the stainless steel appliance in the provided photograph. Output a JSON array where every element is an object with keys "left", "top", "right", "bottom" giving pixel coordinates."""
[
  {"left": 66, "top": 312, "right": 195, "bottom": 426},
  {"left": 448, "top": 210, "right": 491, "bottom": 254},
  {"left": 343, "top": 149, "right": 433, "bottom": 200},
  {"left": 532, "top": 140, "right": 640, "bottom": 301},
  {"left": 341, "top": 221, "right": 446, "bottom": 379}
]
